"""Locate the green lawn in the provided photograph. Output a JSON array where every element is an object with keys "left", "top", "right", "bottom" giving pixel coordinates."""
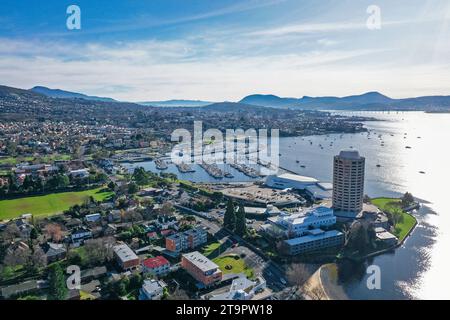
[
  {"left": 0, "top": 187, "right": 113, "bottom": 220},
  {"left": 0, "top": 157, "right": 19, "bottom": 166},
  {"left": 202, "top": 242, "right": 221, "bottom": 257},
  {"left": 371, "top": 197, "right": 417, "bottom": 242},
  {"left": 213, "top": 255, "right": 254, "bottom": 278},
  {"left": 0, "top": 154, "right": 71, "bottom": 166}
]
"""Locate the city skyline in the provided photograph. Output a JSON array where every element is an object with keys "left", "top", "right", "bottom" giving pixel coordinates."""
[{"left": 1, "top": 0, "right": 450, "bottom": 101}]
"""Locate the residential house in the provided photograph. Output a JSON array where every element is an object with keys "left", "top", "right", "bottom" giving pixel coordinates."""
[
  {"left": 85, "top": 213, "right": 102, "bottom": 224},
  {"left": 142, "top": 256, "right": 171, "bottom": 277},
  {"left": 42, "top": 242, "right": 67, "bottom": 263},
  {"left": 70, "top": 227, "right": 92, "bottom": 244},
  {"left": 113, "top": 243, "right": 140, "bottom": 271},
  {"left": 139, "top": 279, "right": 167, "bottom": 300}
]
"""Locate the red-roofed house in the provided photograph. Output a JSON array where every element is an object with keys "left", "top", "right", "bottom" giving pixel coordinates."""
[
  {"left": 142, "top": 256, "right": 171, "bottom": 277},
  {"left": 160, "top": 229, "right": 175, "bottom": 237},
  {"left": 147, "top": 232, "right": 158, "bottom": 240}
]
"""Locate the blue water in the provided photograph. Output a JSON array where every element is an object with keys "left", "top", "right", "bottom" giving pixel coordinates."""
[{"left": 124, "top": 111, "right": 450, "bottom": 299}]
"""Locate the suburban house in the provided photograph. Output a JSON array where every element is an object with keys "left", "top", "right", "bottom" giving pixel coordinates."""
[
  {"left": 139, "top": 279, "right": 167, "bottom": 300},
  {"left": 70, "top": 227, "right": 92, "bottom": 244},
  {"left": 42, "top": 242, "right": 67, "bottom": 263},
  {"left": 85, "top": 213, "right": 102, "bottom": 224},
  {"left": 181, "top": 251, "right": 222, "bottom": 287},
  {"left": 113, "top": 243, "right": 140, "bottom": 271},
  {"left": 141, "top": 256, "right": 171, "bottom": 277}
]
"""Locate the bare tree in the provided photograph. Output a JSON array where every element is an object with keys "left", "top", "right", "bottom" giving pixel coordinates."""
[
  {"left": 2, "top": 224, "right": 20, "bottom": 242},
  {"left": 84, "top": 237, "right": 115, "bottom": 266},
  {"left": 167, "top": 287, "right": 190, "bottom": 300},
  {"left": 309, "top": 286, "right": 327, "bottom": 300},
  {"left": 3, "top": 247, "right": 28, "bottom": 266},
  {"left": 29, "top": 246, "right": 47, "bottom": 270},
  {"left": 160, "top": 202, "right": 174, "bottom": 217},
  {"left": 3, "top": 244, "right": 46, "bottom": 270},
  {"left": 286, "top": 263, "right": 310, "bottom": 295},
  {"left": 123, "top": 210, "right": 143, "bottom": 224},
  {"left": 44, "top": 223, "right": 64, "bottom": 243}
]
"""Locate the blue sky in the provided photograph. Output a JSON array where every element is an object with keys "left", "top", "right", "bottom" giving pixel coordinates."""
[{"left": 0, "top": 0, "right": 450, "bottom": 101}]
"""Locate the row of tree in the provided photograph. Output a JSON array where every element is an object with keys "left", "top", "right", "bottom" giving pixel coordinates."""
[
  {"left": 223, "top": 199, "right": 247, "bottom": 237},
  {"left": 0, "top": 171, "right": 108, "bottom": 196}
]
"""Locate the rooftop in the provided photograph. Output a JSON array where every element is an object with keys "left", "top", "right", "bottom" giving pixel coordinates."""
[
  {"left": 113, "top": 244, "right": 139, "bottom": 262},
  {"left": 142, "top": 256, "right": 170, "bottom": 269},
  {"left": 276, "top": 173, "right": 318, "bottom": 183},
  {"left": 182, "top": 251, "right": 219, "bottom": 272},
  {"left": 285, "top": 230, "right": 343, "bottom": 246},
  {"left": 338, "top": 150, "right": 363, "bottom": 160}
]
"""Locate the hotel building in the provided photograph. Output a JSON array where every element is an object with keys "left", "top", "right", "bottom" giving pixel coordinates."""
[{"left": 332, "top": 150, "right": 365, "bottom": 214}]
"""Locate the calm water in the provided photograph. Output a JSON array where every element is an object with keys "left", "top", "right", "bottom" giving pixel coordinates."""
[
  {"left": 280, "top": 111, "right": 450, "bottom": 300},
  {"left": 125, "top": 111, "right": 450, "bottom": 299}
]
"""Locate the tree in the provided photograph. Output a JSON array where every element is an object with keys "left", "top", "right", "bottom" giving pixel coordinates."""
[
  {"left": 47, "top": 263, "right": 68, "bottom": 300},
  {"left": 286, "top": 264, "right": 309, "bottom": 296},
  {"left": 346, "top": 222, "right": 370, "bottom": 254},
  {"left": 22, "top": 175, "right": 34, "bottom": 191},
  {"left": 30, "top": 227, "right": 38, "bottom": 241},
  {"left": 309, "top": 286, "right": 326, "bottom": 300},
  {"left": 128, "top": 274, "right": 143, "bottom": 291},
  {"left": 235, "top": 205, "right": 247, "bottom": 236},
  {"left": 26, "top": 246, "right": 47, "bottom": 272},
  {"left": 223, "top": 199, "right": 236, "bottom": 231},
  {"left": 3, "top": 247, "right": 29, "bottom": 267},
  {"left": 160, "top": 202, "right": 174, "bottom": 217},
  {"left": 108, "top": 181, "right": 116, "bottom": 191},
  {"left": 128, "top": 182, "right": 139, "bottom": 194},
  {"left": 402, "top": 192, "right": 414, "bottom": 207},
  {"left": 44, "top": 224, "right": 63, "bottom": 242},
  {"left": 83, "top": 237, "right": 114, "bottom": 266},
  {"left": 1, "top": 224, "right": 20, "bottom": 242}
]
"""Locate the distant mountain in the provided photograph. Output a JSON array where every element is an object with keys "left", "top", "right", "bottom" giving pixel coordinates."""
[
  {"left": 239, "top": 94, "right": 300, "bottom": 108},
  {"left": 239, "top": 91, "right": 395, "bottom": 109},
  {"left": 30, "top": 86, "right": 117, "bottom": 102},
  {"left": 201, "top": 102, "right": 270, "bottom": 112},
  {"left": 138, "top": 99, "right": 213, "bottom": 107}
]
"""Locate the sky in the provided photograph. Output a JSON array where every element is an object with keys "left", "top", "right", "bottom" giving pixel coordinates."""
[{"left": 0, "top": 0, "right": 450, "bottom": 102}]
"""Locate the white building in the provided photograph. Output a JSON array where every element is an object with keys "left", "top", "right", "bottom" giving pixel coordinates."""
[
  {"left": 139, "top": 279, "right": 167, "bottom": 300},
  {"left": 69, "top": 169, "right": 90, "bottom": 179},
  {"left": 265, "top": 173, "right": 318, "bottom": 190},
  {"left": 283, "top": 229, "right": 344, "bottom": 255},
  {"left": 244, "top": 205, "right": 281, "bottom": 217},
  {"left": 265, "top": 206, "right": 336, "bottom": 238},
  {"left": 305, "top": 182, "right": 333, "bottom": 200},
  {"left": 208, "top": 276, "right": 266, "bottom": 300}
]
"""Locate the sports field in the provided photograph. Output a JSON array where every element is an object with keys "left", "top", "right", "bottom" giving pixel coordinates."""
[{"left": 0, "top": 187, "right": 113, "bottom": 220}]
